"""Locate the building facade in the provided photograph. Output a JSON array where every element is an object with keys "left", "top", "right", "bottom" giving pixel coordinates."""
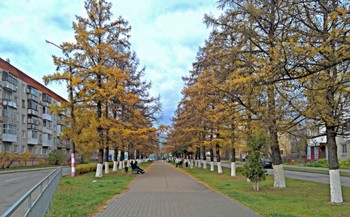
[{"left": 0, "top": 58, "right": 69, "bottom": 157}]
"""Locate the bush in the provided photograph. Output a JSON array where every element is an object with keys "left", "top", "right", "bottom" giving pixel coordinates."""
[
  {"left": 76, "top": 163, "right": 97, "bottom": 174},
  {"left": 339, "top": 159, "right": 350, "bottom": 169},
  {"left": 236, "top": 166, "right": 244, "bottom": 173},
  {"left": 38, "top": 158, "right": 47, "bottom": 165},
  {"left": 48, "top": 150, "right": 66, "bottom": 165},
  {"left": 305, "top": 158, "right": 328, "bottom": 168}
]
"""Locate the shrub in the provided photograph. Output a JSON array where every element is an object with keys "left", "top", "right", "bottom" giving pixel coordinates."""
[
  {"left": 38, "top": 158, "right": 47, "bottom": 165},
  {"left": 305, "top": 158, "right": 328, "bottom": 168},
  {"left": 22, "top": 151, "right": 32, "bottom": 166},
  {"left": 339, "top": 159, "right": 350, "bottom": 169},
  {"left": 48, "top": 150, "right": 66, "bottom": 165},
  {"left": 236, "top": 166, "right": 244, "bottom": 173},
  {"left": 76, "top": 163, "right": 97, "bottom": 174}
]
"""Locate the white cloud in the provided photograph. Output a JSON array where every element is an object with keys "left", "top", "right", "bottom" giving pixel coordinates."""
[{"left": 0, "top": 0, "right": 220, "bottom": 125}]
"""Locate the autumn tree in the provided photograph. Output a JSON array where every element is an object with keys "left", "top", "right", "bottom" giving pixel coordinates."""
[
  {"left": 281, "top": 0, "right": 350, "bottom": 203},
  {"left": 45, "top": 0, "right": 160, "bottom": 178}
]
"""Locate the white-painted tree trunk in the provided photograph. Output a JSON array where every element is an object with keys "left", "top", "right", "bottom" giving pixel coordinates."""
[
  {"left": 210, "top": 162, "right": 214, "bottom": 171},
  {"left": 190, "top": 160, "right": 194, "bottom": 169},
  {"left": 95, "top": 163, "right": 103, "bottom": 177},
  {"left": 198, "top": 160, "right": 201, "bottom": 168},
  {"left": 231, "top": 162, "right": 236, "bottom": 177},
  {"left": 127, "top": 160, "right": 131, "bottom": 167},
  {"left": 194, "top": 160, "right": 198, "bottom": 167},
  {"left": 273, "top": 164, "right": 286, "bottom": 188},
  {"left": 119, "top": 160, "right": 123, "bottom": 169},
  {"left": 113, "top": 161, "right": 118, "bottom": 171},
  {"left": 329, "top": 169, "right": 343, "bottom": 203},
  {"left": 104, "top": 162, "right": 109, "bottom": 174},
  {"left": 217, "top": 162, "right": 223, "bottom": 174},
  {"left": 203, "top": 161, "right": 207, "bottom": 169}
]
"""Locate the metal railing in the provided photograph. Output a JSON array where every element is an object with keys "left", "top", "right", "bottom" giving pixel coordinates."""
[{"left": 1, "top": 167, "right": 62, "bottom": 217}]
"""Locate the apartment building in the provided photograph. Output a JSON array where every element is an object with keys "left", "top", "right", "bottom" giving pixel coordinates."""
[{"left": 0, "top": 58, "right": 70, "bottom": 157}]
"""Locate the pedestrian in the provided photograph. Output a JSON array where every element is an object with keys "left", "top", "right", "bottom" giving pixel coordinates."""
[{"left": 124, "top": 160, "right": 128, "bottom": 173}]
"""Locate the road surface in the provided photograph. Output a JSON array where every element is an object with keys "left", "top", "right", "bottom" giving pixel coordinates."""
[{"left": 0, "top": 167, "right": 70, "bottom": 215}]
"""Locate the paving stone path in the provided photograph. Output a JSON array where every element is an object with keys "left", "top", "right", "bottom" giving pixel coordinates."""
[{"left": 95, "top": 162, "right": 259, "bottom": 217}]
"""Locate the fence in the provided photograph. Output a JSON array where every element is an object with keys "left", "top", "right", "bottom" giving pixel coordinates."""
[{"left": 1, "top": 167, "right": 62, "bottom": 217}]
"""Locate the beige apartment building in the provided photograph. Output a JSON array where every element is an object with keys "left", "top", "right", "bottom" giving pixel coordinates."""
[{"left": 0, "top": 58, "right": 70, "bottom": 157}]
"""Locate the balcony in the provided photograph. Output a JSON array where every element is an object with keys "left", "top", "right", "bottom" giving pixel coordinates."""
[
  {"left": 2, "top": 99, "right": 17, "bottom": 109},
  {"left": 2, "top": 128, "right": 17, "bottom": 143},
  {"left": 27, "top": 137, "right": 38, "bottom": 145},
  {"left": 2, "top": 81, "right": 17, "bottom": 92},
  {"left": 43, "top": 113, "right": 52, "bottom": 121},
  {"left": 42, "top": 127, "right": 52, "bottom": 134},
  {"left": 27, "top": 124, "right": 39, "bottom": 130},
  {"left": 27, "top": 109, "right": 39, "bottom": 116},
  {"left": 56, "top": 125, "right": 63, "bottom": 136},
  {"left": 27, "top": 94, "right": 39, "bottom": 102},
  {"left": 42, "top": 134, "right": 53, "bottom": 147},
  {"left": 27, "top": 130, "right": 38, "bottom": 145},
  {"left": 2, "top": 134, "right": 17, "bottom": 143}
]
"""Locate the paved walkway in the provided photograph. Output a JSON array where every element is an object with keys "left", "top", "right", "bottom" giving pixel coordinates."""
[{"left": 95, "top": 162, "right": 259, "bottom": 217}]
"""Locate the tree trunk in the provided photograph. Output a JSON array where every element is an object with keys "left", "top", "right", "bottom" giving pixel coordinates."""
[
  {"left": 197, "top": 146, "right": 201, "bottom": 168},
  {"left": 327, "top": 125, "right": 343, "bottom": 203},
  {"left": 113, "top": 146, "right": 118, "bottom": 171},
  {"left": 104, "top": 147, "right": 109, "bottom": 174},
  {"left": 95, "top": 148, "right": 103, "bottom": 177},
  {"left": 216, "top": 144, "right": 222, "bottom": 173},
  {"left": 202, "top": 146, "right": 207, "bottom": 169},
  {"left": 210, "top": 148, "right": 214, "bottom": 171},
  {"left": 268, "top": 85, "right": 286, "bottom": 188}
]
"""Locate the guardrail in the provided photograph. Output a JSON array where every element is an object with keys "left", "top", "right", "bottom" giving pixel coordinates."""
[{"left": 1, "top": 167, "right": 62, "bottom": 217}]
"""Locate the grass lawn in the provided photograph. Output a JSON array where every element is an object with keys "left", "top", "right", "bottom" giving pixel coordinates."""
[
  {"left": 46, "top": 162, "right": 152, "bottom": 217},
  {"left": 183, "top": 166, "right": 350, "bottom": 217}
]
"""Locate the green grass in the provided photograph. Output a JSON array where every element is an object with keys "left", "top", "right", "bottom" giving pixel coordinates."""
[
  {"left": 183, "top": 166, "right": 350, "bottom": 217},
  {"left": 283, "top": 167, "right": 350, "bottom": 177},
  {"left": 46, "top": 162, "right": 152, "bottom": 217}
]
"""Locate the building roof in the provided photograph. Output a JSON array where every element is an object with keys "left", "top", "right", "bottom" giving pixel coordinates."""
[{"left": 0, "top": 57, "right": 67, "bottom": 102}]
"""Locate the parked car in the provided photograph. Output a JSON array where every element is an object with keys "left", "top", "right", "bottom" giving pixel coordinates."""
[{"left": 261, "top": 158, "right": 273, "bottom": 169}]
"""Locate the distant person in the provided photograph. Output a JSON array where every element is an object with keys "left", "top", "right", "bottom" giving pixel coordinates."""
[{"left": 131, "top": 161, "right": 145, "bottom": 174}]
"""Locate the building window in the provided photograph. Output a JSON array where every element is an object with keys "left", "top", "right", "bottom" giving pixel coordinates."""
[
  {"left": 13, "top": 145, "right": 18, "bottom": 153},
  {"left": 43, "top": 120, "right": 51, "bottom": 128},
  {"left": 342, "top": 144, "right": 347, "bottom": 154},
  {"left": 2, "top": 71, "right": 18, "bottom": 86},
  {"left": 22, "top": 114, "right": 26, "bottom": 124},
  {"left": 22, "top": 130, "right": 26, "bottom": 138},
  {"left": 32, "top": 130, "right": 38, "bottom": 139},
  {"left": 2, "top": 124, "right": 17, "bottom": 135},
  {"left": 27, "top": 100, "right": 39, "bottom": 111},
  {"left": 22, "top": 99, "right": 25, "bottom": 108}
]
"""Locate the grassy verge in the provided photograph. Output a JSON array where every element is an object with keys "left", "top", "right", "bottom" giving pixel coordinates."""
[
  {"left": 46, "top": 162, "right": 152, "bottom": 217},
  {"left": 183, "top": 166, "right": 350, "bottom": 217},
  {"left": 283, "top": 167, "right": 350, "bottom": 177}
]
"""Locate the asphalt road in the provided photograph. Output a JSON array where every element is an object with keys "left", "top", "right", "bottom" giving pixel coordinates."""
[
  {"left": 0, "top": 167, "right": 70, "bottom": 215},
  {"left": 219, "top": 162, "right": 350, "bottom": 187},
  {"left": 266, "top": 169, "right": 350, "bottom": 187},
  {"left": 0, "top": 169, "right": 55, "bottom": 215}
]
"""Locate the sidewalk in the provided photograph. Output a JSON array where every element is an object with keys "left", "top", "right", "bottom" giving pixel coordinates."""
[{"left": 95, "top": 162, "right": 259, "bottom": 217}]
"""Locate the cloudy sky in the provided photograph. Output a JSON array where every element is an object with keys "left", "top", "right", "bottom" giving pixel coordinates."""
[{"left": 0, "top": 0, "right": 220, "bottom": 126}]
